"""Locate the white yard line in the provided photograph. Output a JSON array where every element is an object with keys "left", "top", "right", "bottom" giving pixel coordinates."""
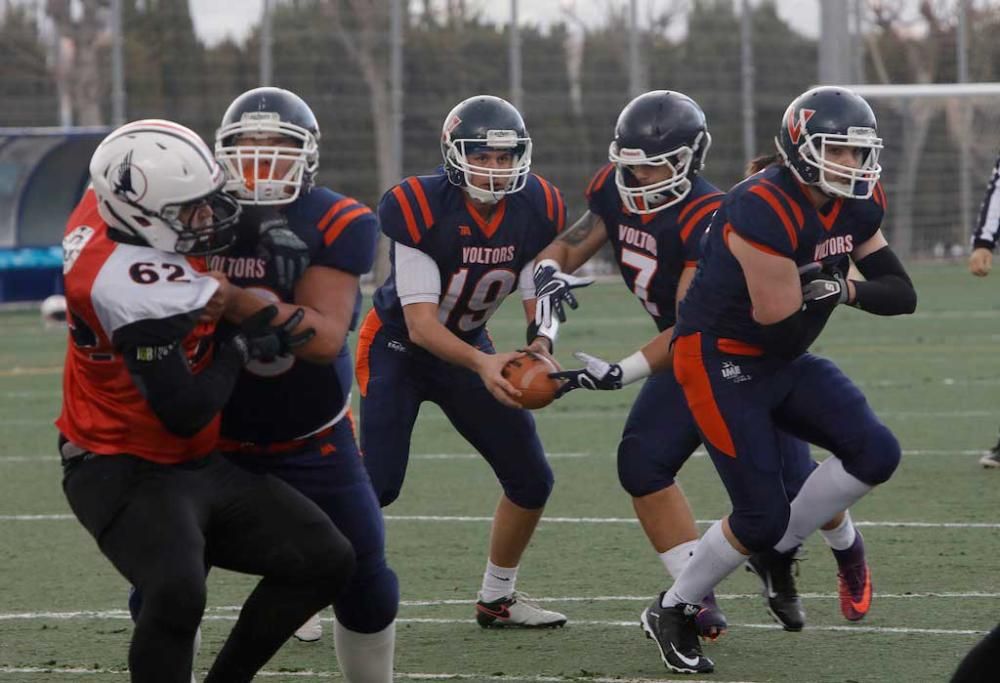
[
  {"left": 0, "top": 609, "right": 987, "bottom": 638},
  {"left": 2, "top": 513, "right": 999, "bottom": 529},
  {"left": 0, "top": 668, "right": 745, "bottom": 683}
]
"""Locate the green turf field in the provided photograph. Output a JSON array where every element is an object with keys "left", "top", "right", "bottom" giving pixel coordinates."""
[{"left": 1, "top": 262, "right": 998, "bottom": 682}]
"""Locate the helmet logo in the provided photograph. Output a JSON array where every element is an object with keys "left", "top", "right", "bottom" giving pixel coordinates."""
[
  {"left": 787, "top": 107, "right": 816, "bottom": 145},
  {"left": 113, "top": 151, "right": 147, "bottom": 201},
  {"left": 485, "top": 129, "right": 518, "bottom": 148},
  {"left": 443, "top": 114, "right": 462, "bottom": 140}
]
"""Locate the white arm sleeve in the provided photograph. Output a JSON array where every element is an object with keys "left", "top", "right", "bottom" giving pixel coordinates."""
[
  {"left": 394, "top": 242, "right": 442, "bottom": 306},
  {"left": 518, "top": 261, "right": 535, "bottom": 301}
]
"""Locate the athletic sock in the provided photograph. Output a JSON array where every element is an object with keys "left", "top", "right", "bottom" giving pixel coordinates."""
[
  {"left": 776, "top": 457, "right": 871, "bottom": 554},
  {"left": 820, "top": 510, "right": 857, "bottom": 551},
  {"left": 333, "top": 620, "right": 395, "bottom": 683},
  {"left": 480, "top": 560, "right": 518, "bottom": 603},
  {"left": 660, "top": 539, "right": 699, "bottom": 580},
  {"left": 660, "top": 521, "right": 745, "bottom": 608}
]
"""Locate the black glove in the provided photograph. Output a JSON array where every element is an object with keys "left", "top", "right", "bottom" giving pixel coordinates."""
[
  {"left": 799, "top": 262, "right": 849, "bottom": 313},
  {"left": 255, "top": 214, "right": 310, "bottom": 295},
  {"left": 548, "top": 351, "right": 623, "bottom": 398},
  {"left": 533, "top": 259, "right": 594, "bottom": 330},
  {"left": 231, "top": 305, "right": 315, "bottom": 363}
]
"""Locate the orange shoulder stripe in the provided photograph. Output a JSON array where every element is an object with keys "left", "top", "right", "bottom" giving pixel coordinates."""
[
  {"left": 759, "top": 179, "right": 804, "bottom": 228},
  {"left": 536, "top": 175, "right": 555, "bottom": 222},
  {"left": 678, "top": 191, "right": 722, "bottom": 224},
  {"left": 391, "top": 185, "right": 421, "bottom": 244},
  {"left": 586, "top": 164, "right": 614, "bottom": 197},
  {"left": 324, "top": 206, "right": 372, "bottom": 246},
  {"left": 317, "top": 198, "right": 355, "bottom": 233},
  {"left": 680, "top": 199, "right": 722, "bottom": 244},
  {"left": 748, "top": 185, "right": 798, "bottom": 251},
  {"left": 723, "top": 223, "right": 787, "bottom": 257},
  {"left": 405, "top": 176, "right": 434, "bottom": 228}
]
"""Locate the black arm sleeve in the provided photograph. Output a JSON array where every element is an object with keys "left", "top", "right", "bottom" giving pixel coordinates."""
[
  {"left": 852, "top": 246, "right": 918, "bottom": 316},
  {"left": 759, "top": 309, "right": 818, "bottom": 360},
  {"left": 114, "top": 314, "right": 245, "bottom": 438}
]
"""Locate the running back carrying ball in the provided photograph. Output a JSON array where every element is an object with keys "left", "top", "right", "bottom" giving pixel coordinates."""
[{"left": 502, "top": 352, "right": 562, "bottom": 409}]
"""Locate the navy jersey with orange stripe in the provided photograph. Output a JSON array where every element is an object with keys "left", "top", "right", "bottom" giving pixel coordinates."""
[
  {"left": 206, "top": 186, "right": 377, "bottom": 443},
  {"left": 677, "top": 164, "right": 886, "bottom": 348},
  {"left": 586, "top": 163, "right": 722, "bottom": 331},
  {"left": 372, "top": 169, "right": 565, "bottom": 341}
]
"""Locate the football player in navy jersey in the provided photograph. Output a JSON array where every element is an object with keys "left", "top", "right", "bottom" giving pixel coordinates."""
[
  {"left": 639, "top": 86, "right": 916, "bottom": 674},
  {"left": 357, "top": 95, "right": 568, "bottom": 628},
  {"left": 212, "top": 87, "right": 398, "bottom": 682},
  {"left": 533, "top": 90, "right": 861, "bottom": 651},
  {"left": 128, "top": 88, "right": 399, "bottom": 683}
]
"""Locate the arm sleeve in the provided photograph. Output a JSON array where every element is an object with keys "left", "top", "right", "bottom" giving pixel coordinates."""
[
  {"left": 394, "top": 242, "right": 442, "bottom": 306},
  {"left": 113, "top": 315, "right": 245, "bottom": 438},
  {"left": 851, "top": 246, "right": 917, "bottom": 316},
  {"left": 973, "top": 154, "right": 1000, "bottom": 250},
  {"left": 518, "top": 262, "right": 535, "bottom": 301}
]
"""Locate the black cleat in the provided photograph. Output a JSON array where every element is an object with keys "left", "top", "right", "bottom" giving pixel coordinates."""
[
  {"left": 640, "top": 593, "right": 714, "bottom": 674},
  {"left": 746, "top": 548, "right": 806, "bottom": 631}
]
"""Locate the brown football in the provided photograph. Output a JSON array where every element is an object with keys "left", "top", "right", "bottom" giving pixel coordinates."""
[{"left": 501, "top": 352, "right": 562, "bottom": 410}]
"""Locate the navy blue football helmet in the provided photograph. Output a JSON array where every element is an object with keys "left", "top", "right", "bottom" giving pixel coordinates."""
[
  {"left": 440, "top": 95, "right": 532, "bottom": 204},
  {"left": 608, "top": 90, "right": 711, "bottom": 214},
  {"left": 775, "top": 86, "right": 882, "bottom": 199},
  {"left": 215, "top": 87, "right": 320, "bottom": 205}
]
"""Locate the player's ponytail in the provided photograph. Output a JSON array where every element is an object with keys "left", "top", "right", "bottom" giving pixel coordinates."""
[{"left": 745, "top": 153, "right": 781, "bottom": 177}]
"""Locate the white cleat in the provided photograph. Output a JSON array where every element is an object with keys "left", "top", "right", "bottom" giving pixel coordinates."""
[
  {"left": 294, "top": 612, "right": 324, "bottom": 642},
  {"left": 475, "top": 592, "right": 567, "bottom": 628}
]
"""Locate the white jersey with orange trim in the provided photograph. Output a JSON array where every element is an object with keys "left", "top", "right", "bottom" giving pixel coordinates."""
[{"left": 55, "top": 189, "right": 221, "bottom": 463}]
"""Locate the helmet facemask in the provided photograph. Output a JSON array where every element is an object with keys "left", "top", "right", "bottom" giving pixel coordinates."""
[
  {"left": 609, "top": 130, "right": 711, "bottom": 214},
  {"left": 444, "top": 129, "right": 532, "bottom": 205},
  {"left": 792, "top": 127, "right": 882, "bottom": 199},
  {"left": 215, "top": 113, "right": 319, "bottom": 205}
]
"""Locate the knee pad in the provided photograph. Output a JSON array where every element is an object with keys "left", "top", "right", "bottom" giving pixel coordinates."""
[
  {"left": 728, "top": 500, "right": 790, "bottom": 553},
  {"left": 617, "top": 435, "right": 676, "bottom": 498},
  {"left": 334, "top": 565, "right": 400, "bottom": 633},
  {"left": 846, "top": 423, "right": 901, "bottom": 486},
  {"left": 503, "top": 465, "right": 554, "bottom": 510}
]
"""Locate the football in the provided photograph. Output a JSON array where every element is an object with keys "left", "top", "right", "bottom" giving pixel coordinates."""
[{"left": 501, "top": 352, "right": 562, "bottom": 410}]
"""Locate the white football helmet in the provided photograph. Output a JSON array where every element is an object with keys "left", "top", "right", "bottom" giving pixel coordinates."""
[{"left": 89, "top": 119, "right": 241, "bottom": 255}]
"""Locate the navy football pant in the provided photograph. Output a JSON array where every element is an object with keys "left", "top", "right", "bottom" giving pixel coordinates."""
[
  {"left": 63, "top": 450, "right": 355, "bottom": 682},
  {"left": 356, "top": 310, "right": 553, "bottom": 510},
  {"left": 617, "top": 368, "right": 815, "bottom": 500},
  {"left": 225, "top": 419, "right": 399, "bottom": 634},
  {"left": 673, "top": 332, "right": 900, "bottom": 552}
]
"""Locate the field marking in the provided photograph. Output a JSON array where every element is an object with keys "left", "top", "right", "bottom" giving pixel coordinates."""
[
  {"left": 11, "top": 409, "right": 988, "bottom": 427},
  {"left": 0, "top": 609, "right": 986, "bottom": 638},
  {"left": 0, "top": 366, "right": 61, "bottom": 378},
  {"left": 0, "top": 668, "right": 742, "bottom": 683},
  {"left": 2, "top": 513, "right": 999, "bottom": 529},
  {"left": 0, "top": 448, "right": 987, "bottom": 464}
]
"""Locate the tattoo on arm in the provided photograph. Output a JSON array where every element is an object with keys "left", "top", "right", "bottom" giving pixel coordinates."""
[{"left": 558, "top": 211, "right": 601, "bottom": 246}]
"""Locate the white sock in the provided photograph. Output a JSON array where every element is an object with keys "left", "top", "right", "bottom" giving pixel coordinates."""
[
  {"left": 660, "top": 539, "right": 699, "bottom": 580},
  {"left": 480, "top": 560, "right": 518, "bottom": 602},
  {"left": 333, "top": 620, "right": 395, "bottom": 683},
  {"left": 820, "top": 510, "right": 857, "bottom": 551},
  {"left": 660, "top": 521, "right": 745, "bottom": 608},
  {"left": 775, "top": 457, "right": 872, "bottom": 553}
]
